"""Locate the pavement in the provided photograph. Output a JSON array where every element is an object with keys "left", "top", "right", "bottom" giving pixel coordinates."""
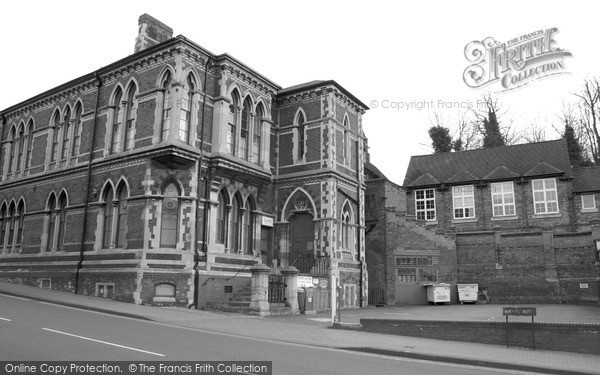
[{"left": 1, "top": 282, "right": 599, "bottom": 375}]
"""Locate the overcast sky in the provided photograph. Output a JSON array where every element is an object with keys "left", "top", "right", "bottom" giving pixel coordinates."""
[{"left": 1, "top": 1, "right": 597, "bottom": 184}]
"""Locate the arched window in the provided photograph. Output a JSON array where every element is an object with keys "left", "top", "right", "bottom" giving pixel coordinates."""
[
  {"left": 25, "top": 120, "right": 34, "bottom": 169},
  {"left": 50, "top": 111, "right": 61, "bottom": 166},
  {"left": 343, "top": 115, "right": 350, "bottom": 164},
  {"left": 229, "top": 194, "right": 242, "bottom": 252},
  {"left": 216, "top": 190, "right": 227, "bottom": 244},
  {"left": 160, "top": 182, "right": 179, "bottom": 248},
  {"left": 7, "top": 203, "right": 15, "bottom": 253},
  {"left": 296, "top": 110, "right": 306, "bottom": 160},
  {"left": 102, "top": 185, "right": 114, "bottom": 249},
  {"left": 0, "top": 204, "right": 6, "bottom": 252},
  {"left": 57, "top": 193, "right": 67, "bottom": 251},
  {"left": 16, "top": 201, "right": 24, "bottom": 249},
  {"left": 341, "top": 202, "right": 352, "bottom": 251},
  {"left": 227, "top": 90, "right": 240, "bottom": 155},
  {"left": 124, "top": 83, "right": 137, "bottom": 151},
  {"left": 46, "top": 195, "right": 56, "bottom": 252},
  {"left": 243, "top": 197, "right": 255, "bottom": 254},
  {"left": 115, "top": 183, "right": 128, "bottom": 248},
  {"left": 253, "top": 104, "right": 264, "bottom": 165},
  {"left": 61, "top": 106, "right": 71, "bottom": 160},
  {"left": 72, "top": 104, "right": 82, "bottom": 158},
  {"left": 16, "top": 124, "right": 25, "bottom": 172},
  {"left": 111, "top": 88, "right": 123, "bottom": 154},
  {"left": 8, "top": 127, "right": 16, "bottom": 174},
  {"left": 161, "top": 71, "right": 172, "bottom": 141},
  {"left": 240, "top": 97, "right": 252, "bottom": 160},
  {"left": 179, "top": 74, "right": 195, "bottom": 143}
]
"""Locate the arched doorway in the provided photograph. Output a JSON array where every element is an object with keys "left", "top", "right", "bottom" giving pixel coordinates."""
[{"left": 289, "top": 212, "right": 314, "bottom": 265}]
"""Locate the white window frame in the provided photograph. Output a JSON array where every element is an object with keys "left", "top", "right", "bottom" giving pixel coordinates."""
[
  {"left": 415, "top": 188, "right": 436, "bottom": 221},
  {"left": 581, "top": 194, "right": 596, "bottom": 211},
  {"left": 532, "top": 178, "right": 559, "bottom": 214},
  {"left": 452, "top": 185, "right": 475, "bottom": 219},
  {"left": 491, "top": 182, "right": 516, "bottom": 217}
]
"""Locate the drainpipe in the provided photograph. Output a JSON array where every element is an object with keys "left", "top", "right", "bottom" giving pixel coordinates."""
[
  {"left": 192, "top": 55, "right": 212, "bottom": 309},
  {"left": 75, "top": 73, "right": 102, "bottom": 294}
]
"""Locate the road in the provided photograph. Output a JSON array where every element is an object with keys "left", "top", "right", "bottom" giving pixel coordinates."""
[{"left": 0, "top": 294, "right": 533, "bottom": 375}]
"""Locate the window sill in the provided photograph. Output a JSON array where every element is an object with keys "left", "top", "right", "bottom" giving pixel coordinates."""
[
  {"left": 424, "top": 220, "right": 438, "bottom": 226},
  {"left": 491, "top": 215, "right": 519, "bottom": 221},
  {"left": 532, "top": 213, "right": 561, "bottom": 219},
  {"left": 581, "top": 208, "right": 598, "bottom": 213},
  {"left": 452, "top": 218, "right": 477, "bottom": 224}
]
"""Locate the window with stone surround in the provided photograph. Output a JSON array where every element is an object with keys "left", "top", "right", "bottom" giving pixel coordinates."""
[
  {"left": 110, "top": 88, "right": 123, "bottom": 154},
  {"left": 227, "top": 90, "right": 239, "bottom": 155},
  {"left": 124, "top": 83, "right": 137, "bottom": 151},
  {"left": 581, "top": 194, "right": 596, "bottom": 211},
  {"left": 71, "top": 104, "right": 82, "bottom": 159},
  {"left": 532, "top": 178, "right": 558, "bottom": 214},
  {"left": 453, "top": 185, "right": 475, "bottom": 219},
  {"left": 61, "top": 106, "right": 71, "bottom": 160},
  {"left": 296, "top": 109, "right": 306, "bottom": 161},
  {"left": 25, "top": 119, "right": 34, "bottom": 169},
  {"left": 415, "top": 188, "right": 435, "bottom": 221},
  {"left": 160, "top": 71, "right": 173, "bottom": 142},
  {"left": 160, "top": 182, "right": 180, "bottom": 248},
  {"left": 216, "top": 190, "right": 227, "bottom": 244},
  {"left": 49, "top": 110, "right": 61, "bottom": 169},
  {"left": 179, "top": 74, "right": 195, "bottom": 143},
  {"left": 491, "top": 181, "right": 515, "bottom": 216}
]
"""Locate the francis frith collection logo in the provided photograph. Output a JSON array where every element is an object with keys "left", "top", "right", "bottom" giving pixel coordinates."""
[{"left": 463, "top": 28, "right": 572, "bottom": 91}]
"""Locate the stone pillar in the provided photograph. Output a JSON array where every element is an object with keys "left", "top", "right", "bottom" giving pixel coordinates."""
[
  {"left": 281, "top": 266, "right": 299, "bottom": 314},
  {"left": 249, "top": 264, "right": 270, "bottom": 316}
]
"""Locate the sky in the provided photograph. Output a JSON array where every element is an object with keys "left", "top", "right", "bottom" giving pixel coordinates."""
[{"left": 1, "top": 1, "right": 598, "bottom": 185}]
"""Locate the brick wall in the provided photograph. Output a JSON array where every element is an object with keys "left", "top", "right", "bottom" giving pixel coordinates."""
[{"left": 358, "top": 318, "right": 600, "bottom": 355}]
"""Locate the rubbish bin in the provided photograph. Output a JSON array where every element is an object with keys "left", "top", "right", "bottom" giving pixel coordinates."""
[
  {"left": 457, "top": 283, "right": 478, "bottom": 304},
  {"left": 425, "top": 283, "right": 451, "bottom": 305}
]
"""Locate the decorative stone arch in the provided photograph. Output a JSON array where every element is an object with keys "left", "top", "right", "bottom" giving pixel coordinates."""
[
  {"left": 294, "top": 107, "right": 307, "bottom": 125},
  {"left": 281, "top": 187, "right": 317, "bottom": 221},
  {"left": 254, "top": 97, "right": 270, "bottom": 119},
  {"left": 181, "top": 67, "right": 202, "bottom": 91},
  {"left": 114, "top": 176, "right": 131, "bottom": 198},
  {"left": 99, "top": 179, "right": 116, "bottom": 202},
  {"left": 156, "top": 65, "right": 176, "bottom": 87},
  {"left": 227, "top": 83, "right": 243, "bottom": 102},
  {"left": 45, "top": 191, "right": 58, "bottom": 210}
]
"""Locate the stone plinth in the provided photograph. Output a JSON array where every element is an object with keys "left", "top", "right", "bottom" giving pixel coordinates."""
[
  {"left": 281, "top": 266, "right": 299, "bottom": 315},
  {"left": 249, "top": 263, "right": 270, "bottom": 316}
]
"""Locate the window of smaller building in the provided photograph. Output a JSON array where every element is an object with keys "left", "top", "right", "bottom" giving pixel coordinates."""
[
  {"left": 581, "top": 194, "right": 596, "bottom": 211},
  {"left": 491, "top": 181, "right": 515, "bottom": 216},
  {"left": 532, "top": 178, "right": 558, "bottom": 214},
  {"left": 415, "top": 188, "right": 436, "bottom": 221},
  {"left": 396, "top": 256, "right": 439, "bottom": 283},
  {"left": 453, "top": 185, "right": 475, "bottom": 219}
]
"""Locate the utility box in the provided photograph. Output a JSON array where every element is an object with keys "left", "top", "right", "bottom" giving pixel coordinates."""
[
  {"left": 425, "top": 283, "right": 451, "bottom": 305},
  {"left": 457, "top": 283, "right": 478, "bottom": 304}
]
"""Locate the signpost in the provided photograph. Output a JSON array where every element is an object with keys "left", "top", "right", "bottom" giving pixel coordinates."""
[{"left": 503, "top": 307, "right": 537, "bottom": 349}]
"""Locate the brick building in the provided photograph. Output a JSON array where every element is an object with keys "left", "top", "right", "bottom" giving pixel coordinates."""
[
  {"left": 402, "top": 140, "right": 600, "bottom": 304},
  {"left": 0, "top": 14, "right": 368, "bottom": 309}
]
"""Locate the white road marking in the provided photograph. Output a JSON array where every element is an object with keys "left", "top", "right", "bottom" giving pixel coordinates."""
[
  {"left": 0, "top": 293, "right": 31, "bottom": 301},
  {"left": 0, "top": 316, "right": 12, "bottom": 322},
  {"left": 42, "top": 328, "right": 165, "bottom": 357}
]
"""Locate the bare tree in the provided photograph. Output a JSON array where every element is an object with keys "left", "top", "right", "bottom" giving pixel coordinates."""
[{"left": 571, "top": 78, "right": 600, "bottom": 165}]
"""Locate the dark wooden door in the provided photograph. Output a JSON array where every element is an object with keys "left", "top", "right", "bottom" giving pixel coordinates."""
[{"left": 289, "top": 213, "right": 314, "bottom": 264}]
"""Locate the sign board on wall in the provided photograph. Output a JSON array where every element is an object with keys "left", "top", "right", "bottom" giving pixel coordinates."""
[
  {"left": 261, "top": 216, "right": 274, "bottom": 227},
  {"left": 298, "top": 276, "right": 313, "bottom": 288}
]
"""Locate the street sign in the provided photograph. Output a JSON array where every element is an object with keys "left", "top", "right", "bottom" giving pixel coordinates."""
[{"left": 502, "top": 307, "right": 536, "bottom": 316}]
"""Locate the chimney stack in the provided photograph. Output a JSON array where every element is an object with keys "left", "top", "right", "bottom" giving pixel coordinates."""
[{"left": 134, "top": 14, "right": 173, "bottom": 53}]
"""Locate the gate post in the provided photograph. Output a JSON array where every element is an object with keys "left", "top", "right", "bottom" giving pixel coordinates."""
[
  {"left": 282, "top": 266, "right": 299, "bottom": 314},
  {"left": 249, "top": 264, "right": 271, "bottom": 316}
]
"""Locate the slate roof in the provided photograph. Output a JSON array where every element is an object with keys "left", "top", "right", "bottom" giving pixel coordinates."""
[
  {"left": 404, "top": 139, "right": 573, "bottom": 188},
  {"left": 365, "top": 161, "right": 387, "bottom": 180},
  {"left": 572, "top": 167, "right": 600, "bottom": 193}
]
